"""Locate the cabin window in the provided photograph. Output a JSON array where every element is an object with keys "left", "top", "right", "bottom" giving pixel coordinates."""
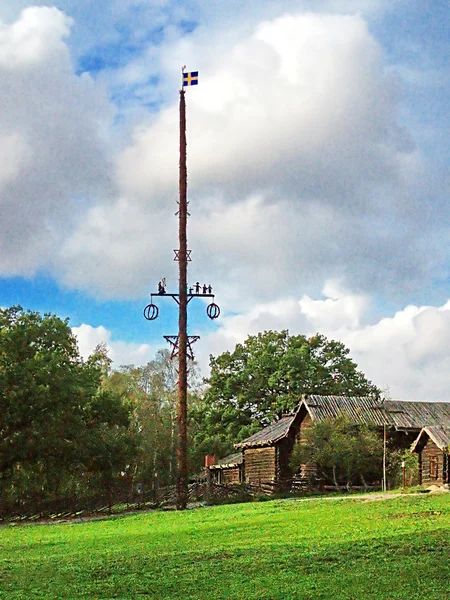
[{"left": 429, "top": 457, "right": 439, "bottom": 480}]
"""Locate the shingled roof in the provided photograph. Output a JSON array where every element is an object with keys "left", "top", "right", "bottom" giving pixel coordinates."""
[
  {"left": 233, "top": 396, "right": 450, "bottom": 450},
  {"left": 234, "top": 414, "right": 297, "bottom": 449},
  {"left": 209, "top": 452, "right": 243, "bottom": 469},
  {"left": 411, "top": 426, "right": 450, "bottom": 452},
  {"left": 302, "top": 395, "right": 450, "bottom": 430}
]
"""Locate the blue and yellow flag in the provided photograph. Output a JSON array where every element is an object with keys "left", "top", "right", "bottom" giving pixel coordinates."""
[{"left": 183, "top": 71, "right": 198, "bottom": 86}]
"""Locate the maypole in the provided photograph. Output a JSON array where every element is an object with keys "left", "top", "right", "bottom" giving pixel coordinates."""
[
  {"left": 177, "top": 86, "right": 188, "bottom": 509},
  {"left": 143, "top": 68, "right": 220, "bottom": 510}
]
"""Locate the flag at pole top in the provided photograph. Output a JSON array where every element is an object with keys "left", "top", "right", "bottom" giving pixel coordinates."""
[{"left": 183, "top": 71, "right": 198, "bottom": 86}]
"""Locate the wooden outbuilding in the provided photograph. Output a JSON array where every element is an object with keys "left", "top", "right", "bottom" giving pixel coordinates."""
[
  {"left": 208, "top": 452, "right": 243, "bottom": 484},
  {"left": 208, "top": 395, "right": 450, "bottom": 492},
  {"left": 295, "top": 395, "right": 450, "bottom": 482},
  {"left": 411, "top": 426, "right": 450, "bottom": 487},
  {"left": 234, "top": 413, "right": 301, "bottom": 491}
]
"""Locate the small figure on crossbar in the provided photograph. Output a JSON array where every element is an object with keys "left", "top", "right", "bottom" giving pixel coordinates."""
[{"left": 158, "top": 278, "right": 166, "bottom": 295}]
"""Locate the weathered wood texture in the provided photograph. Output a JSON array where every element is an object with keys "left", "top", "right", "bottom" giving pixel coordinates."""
[
  {"left": 232, "top": 397, "right": 450, "bottom": 493},
  {"left": 276, "top": 439, "right": 292, "bottom": 482},
  {"left": 244, "top": 447, "right": 276, "bottom": 484},
  {"left": 420, "top": 438, "right": 448, "bottom": 486},
  {"left": 297, "top": 411, "right": 313, "bottom": 443},
  {"left": 222, "top": 467, "right": 241, "bottom": 484},
  {"left": 305, "top": 395, "right": 450, "bottom": 429},
  {"left": 294, "top": 410, "right": 316, "bottom": 480}
]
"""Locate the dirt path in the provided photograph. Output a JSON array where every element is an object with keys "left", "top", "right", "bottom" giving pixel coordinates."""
[{"left": 287, "top": 488, "right": 449, "bottom": 504}]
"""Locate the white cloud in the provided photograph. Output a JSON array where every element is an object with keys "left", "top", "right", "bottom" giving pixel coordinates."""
[
  {"left": 0, "top": 7, "right": 114, "bottom": 276},
  {"left": 0, "top": 133, "right": 31, "bottom": 187},
  {"left": 0, "top": 7, "right": 72, "bottom": 68},
  {"left": 58, "top": 10, "right": 437, "bottom": 305},
  {"left": 73, "top": 323, "right": 154, "bottom": 367},
  {"left": 0, "top": 6, "right": 445, "bottom": 310},
  {"left": 74, "top": 283, "right": 450, "bottom": 403},
  {"left": 198, "top": 284, "right": 450, "bottom": 402},
  {"left": 0, "top": 2, "right": 449, "bottom": 412},
  {"left": 298, "top": 280, "right": 370, "bottom": 331},
  {"left": 345, "top": 303, "right": 450, "bottom": 402},
  {"left": 120, "top": 13, "right": 405, "bottom": 203},
  {"left": 200, "top": 281, "right": 370, "bottom": 366}
]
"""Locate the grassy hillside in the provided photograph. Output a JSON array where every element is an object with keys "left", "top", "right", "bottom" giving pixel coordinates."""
[{"left": 0, "top": 494, "right": 449, "bottom": 599}]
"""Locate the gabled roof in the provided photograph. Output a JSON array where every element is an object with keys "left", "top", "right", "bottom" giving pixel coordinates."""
[
  {"left": 301, "top": 395, "right": 450, "bottom": 430},
  {"left": 411, "top": 426, "right": 450, "bottom": 453},
  {"left": 301, "top": 395, "right": 387, "bottom": 426},
  {"left": 234, "top": 414, "right": 297, "bottom": 449},
  {"left": 209, "top": 452, "right": 243, "bottom": 469},
  {"left": 234, "top": 396, "right": 450, "bottom": 450}
]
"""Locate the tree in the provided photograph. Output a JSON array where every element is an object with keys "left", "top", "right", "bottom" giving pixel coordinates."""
[
  {"left": 196, "top": 331, "right": 379, "bottom": 457},
  {"left": 188, "top": 399, "right": 260, "bottom": 472},
  {"left": 103, "top": 350, "right": 202, "bottom": 495},
  {"left": 290, "top": 417, "right": 384, "bottom": 489},
  {"left": 0, "top": 306, "right": 135, "bottom": 511}
]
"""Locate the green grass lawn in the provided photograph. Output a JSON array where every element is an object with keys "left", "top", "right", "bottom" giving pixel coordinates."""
[{"left": 1, "top": 493, "right": 449, "bottom": 599}]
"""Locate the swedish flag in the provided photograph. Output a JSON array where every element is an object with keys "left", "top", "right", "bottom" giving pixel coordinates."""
[{"left": 183, "top": 71, "right": 198, "bottom": 86}]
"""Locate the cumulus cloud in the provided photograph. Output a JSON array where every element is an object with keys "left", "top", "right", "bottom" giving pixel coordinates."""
[
  {"left": 1, "top": 3, "right": 449, "bottom": 409},
  {"left": 0, "top": 7, "right": 113, "bottom": 275},
  {"left": 73, "top": 323, "right": 154, "bottom": 367},
  {"left": 72, "top": 281, "right": 450, "bottom": 402},
  {"left": 198, "top": 283, "right": 450, "bottom": 402},
  {"left": 345, "top": 303, "right": 450, "bottom": 402},
  {"left": 119, "top": 12, "right": 407, "bottom": 203},
  {"left": 56, "top": 9, "right": 444, "bottom": 306},
  {"left": 1, "top": 6, "right": 445, "bottom": 308},
  {"left": 200, "top": 280, "right": 369, "bottom": 363}
]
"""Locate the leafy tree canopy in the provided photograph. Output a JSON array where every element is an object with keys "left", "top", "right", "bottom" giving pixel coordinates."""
[
  {"left": 191, "top": 331, "right": 379, "bottom": 462},
  {"left": 102, "top": 349, "right": 202, "bottom": 490},
  {"left": 0, "top": 306, "right": 134, "bottom": 508},
  {"left": 290, "top": 416, "right": 384, "bottom": 489}
]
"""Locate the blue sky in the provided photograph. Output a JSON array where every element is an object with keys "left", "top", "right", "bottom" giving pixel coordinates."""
[{"left": 1, "top": 0, "right": 450, "bottom": 399}]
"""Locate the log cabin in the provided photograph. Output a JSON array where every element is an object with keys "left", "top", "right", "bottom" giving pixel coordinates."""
[
  {"left": 208, "top": 452, "right": 243, "bottom": 484},
  {"left": 208, "top": 395, "right": 450, "bottom": 491},
  {"left": 234, "top": 413, "right": 301, "bottom": 491},
  {"left": 293, "top": 395, "right": 450, "bottom": 486},
  {"left": 411, "top": 426, "right": 450, "bottom": 487}
]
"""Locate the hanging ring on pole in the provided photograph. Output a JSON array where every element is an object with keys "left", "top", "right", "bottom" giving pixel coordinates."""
[
  {"left": 143, "top": 303, "right": 159, "bottom": 321},
  {"left": 206, "top": 303, "right": 220, "bottom": 320}
]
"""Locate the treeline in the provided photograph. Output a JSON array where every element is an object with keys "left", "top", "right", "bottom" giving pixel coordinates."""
[
  {"left": 1, "top": 307, "right": 402, "bottom": 516},
  {"left": 0, "top": 307, "right": 207, "bottom": 515},
  {"left": 0, "top": 307, "right": 135, "bottom": 514}
]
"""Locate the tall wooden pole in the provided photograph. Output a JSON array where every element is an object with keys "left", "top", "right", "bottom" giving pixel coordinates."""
[
  {"left": 382, "top": 423, "right": 387, "bottom": 492},
  {"left": 177, "top": 89, "right": 188, "bottom": 510},
  {"left": 143, "top": 78, "right": 218, "bottom": 508}
]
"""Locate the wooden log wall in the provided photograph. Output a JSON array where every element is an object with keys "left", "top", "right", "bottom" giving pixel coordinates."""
[
  {"left": 222, "top": 467, "right": 241, "bottom": 484},
  {"left": 296, "top": 413, "right": 315, "bottom": 479},
  {"left": 298, "top": 413, "right": 313, "bottom": 443},
  {"left": 244, "top": 447, "right": 276, "bottom": 484},
  {"left": 420, "top": 438, "right": 446, "bottom": 486}
]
